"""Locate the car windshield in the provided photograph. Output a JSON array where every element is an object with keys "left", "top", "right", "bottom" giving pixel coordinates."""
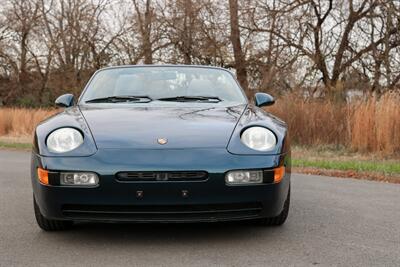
[{"left": 80, "top": 66, "right": 247, "bottom": 105}]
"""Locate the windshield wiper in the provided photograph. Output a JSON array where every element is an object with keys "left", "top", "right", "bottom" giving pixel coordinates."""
[
  {"left": 85, "top": 95, "right": 152, "bottom": 103},
  {"left": 157, "top": 96, "right": 222, "bottom": 103}
]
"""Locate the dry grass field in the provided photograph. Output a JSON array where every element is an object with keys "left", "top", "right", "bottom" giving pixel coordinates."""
[
  {"left": 0, "top": 93, "right": 399, "bottom": 156},
  {"left": 269, "top": 92, "right": 400, "bottom": 156},
  {"left": 0, "top": 108, "right": 56, "bottom": 137}
]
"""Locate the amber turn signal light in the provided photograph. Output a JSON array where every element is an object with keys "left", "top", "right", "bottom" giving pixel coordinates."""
[
  {"left": 37, "top": 167, "right": 49, "bottom": 185},
  {"left": 274, "top": 166, "right": 285, "bottom": 183}
]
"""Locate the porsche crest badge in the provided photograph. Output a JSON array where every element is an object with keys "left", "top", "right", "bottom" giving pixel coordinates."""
[{"left": 157, "top": 138, "right": 168, "bottom": 145}]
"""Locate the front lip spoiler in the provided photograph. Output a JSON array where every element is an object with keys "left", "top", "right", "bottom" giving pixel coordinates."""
[
  {"left": 63, "top": 217, "right": 260, "bottom": 224},
  {"left": 61, "top": 202, "right": 264, "bottom": 223}
]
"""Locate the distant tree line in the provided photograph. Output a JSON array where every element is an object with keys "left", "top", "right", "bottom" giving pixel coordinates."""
[{"left": 0, "top": 0, "right": 399, "bottom": 106}]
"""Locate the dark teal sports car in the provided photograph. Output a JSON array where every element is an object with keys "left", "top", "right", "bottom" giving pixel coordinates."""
[{"left": 31, "top": 65, "right": 291, "bottom": 231}]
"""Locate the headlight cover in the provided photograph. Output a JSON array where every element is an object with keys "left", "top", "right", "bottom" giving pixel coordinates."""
[
  {"left": 241, "top": 126, "right": 276, "bottom": 151},
  {"left": 46, "top": 128, "right": 84, "bottom": 153}
]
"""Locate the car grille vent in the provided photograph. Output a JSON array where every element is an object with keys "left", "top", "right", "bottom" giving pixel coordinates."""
[{"left": 116, "top": 171, "right": 208, "bottom": 182}]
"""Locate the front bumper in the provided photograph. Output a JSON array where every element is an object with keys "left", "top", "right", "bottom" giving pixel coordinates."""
[{"left": 31, "top": 148, "right": 291, "bottom": 223}]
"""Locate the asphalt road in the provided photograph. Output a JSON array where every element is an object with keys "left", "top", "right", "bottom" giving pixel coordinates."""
[{"left": 0, "top": 150, "right": 399, "bottom": 267}]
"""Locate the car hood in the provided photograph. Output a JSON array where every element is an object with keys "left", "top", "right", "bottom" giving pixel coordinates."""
[{"left": 79, "top": 104, "right": 246, "bottom": 149}]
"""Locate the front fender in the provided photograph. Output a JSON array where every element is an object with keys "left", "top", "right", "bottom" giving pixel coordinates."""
[
  {"left": 227, "top": 105, "right": 289, "bottom": 155},
  {"left": 33, "top": 106, "right": 97, "bottom": 157}
]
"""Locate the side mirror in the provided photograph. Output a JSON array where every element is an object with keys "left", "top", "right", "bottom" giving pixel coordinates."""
[
  {"left": 55, "top": 94, "right": 74, "bottom": 108},
  {"left": 254, "top": 92, "right": 275, "bottom": 107}
]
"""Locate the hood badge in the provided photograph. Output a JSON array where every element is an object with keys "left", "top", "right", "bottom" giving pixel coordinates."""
[{"left": 157, "top": 138, "right": 168, "bottom": 145}]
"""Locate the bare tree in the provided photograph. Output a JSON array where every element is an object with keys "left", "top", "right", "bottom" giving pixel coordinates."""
[
  {"left": 159, "top": 0, "right": 227, "bottom": 65},
  {"left": 161, "top": 0, "right": 196, "bottom": 64},
  {"left": 367, "top": 1, "right": 400, "bottom": 92},
  {"left": 251, "top": 0, "right": 400, "bottom": 97},
  {"left": 242, "top": 0, "right": 300, "bottom": 93},
  {"left": 39, "top": 0, "right": 116, "bottom": 92},
  {"left": 0, "top": 0, "right": 399, "bottom": 106},
  {"left": 132, "top": 0, "right": 153, "bottom": 64},
  {"left": 3, "top": 0, "right": 41, "bottom": 87}
]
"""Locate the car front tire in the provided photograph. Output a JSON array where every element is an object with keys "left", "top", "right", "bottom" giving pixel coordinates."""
[
  {"left": 257, "top": 186, "right": 290, "bottom": 226},
  {"left": 33, "top": 197, "right": 72, "bottom": 231}
]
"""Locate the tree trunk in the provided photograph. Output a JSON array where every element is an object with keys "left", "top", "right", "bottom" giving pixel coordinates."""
[
  {"left": 183, "top": 0, "right": 192, "bottom": 65},
  {"left": 228, "top": 0, "right": 248, "bottom": 92},
  {"left": 19, "top": 32, "right": 29, "bottom": 91},
  {"left": 143, "top": 0, "right": 153, "bottom": 64}
]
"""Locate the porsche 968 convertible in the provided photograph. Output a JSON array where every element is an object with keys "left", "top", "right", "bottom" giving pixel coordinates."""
[{"left": 31, "top": 65, "right": 291, "bottom": 231}]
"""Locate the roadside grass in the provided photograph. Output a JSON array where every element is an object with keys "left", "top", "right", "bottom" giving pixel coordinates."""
[
  {"left": 291, "top": 145, "right": 400, "bottom": 182},
  {"left": 0, "top": 136, "right": 32, "bottom": 150},
  {"left": 0, "top": 141, "right": 31, "bottom": 150},
  {"left": 292, "top": 158, "right": 400, "bottom": 176}
]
